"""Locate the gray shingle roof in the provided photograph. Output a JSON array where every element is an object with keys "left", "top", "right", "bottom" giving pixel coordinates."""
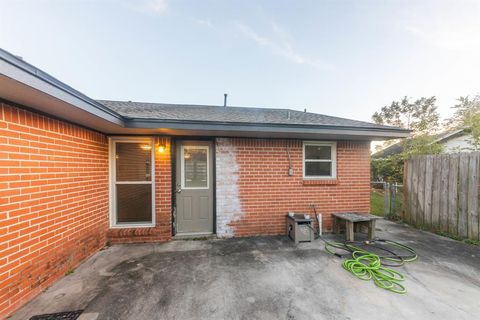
[{"left": 97, "top": 100, "right": 405, "bottom": 131}]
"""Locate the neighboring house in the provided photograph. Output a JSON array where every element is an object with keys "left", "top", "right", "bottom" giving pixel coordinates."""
[
  {"left": 372, "top": 128, "right": 476, "bottom": 158},
  {"left": 0, "top": 47, "right": 408, "bottom": 317},
  {"left": 434, "top": 128, "right": 477, "bottom": 153}
]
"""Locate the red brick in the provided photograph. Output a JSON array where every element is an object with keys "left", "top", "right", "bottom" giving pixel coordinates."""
[
  {"left": 0, "top": 103, "right": 371, "bottom": 318},
  {"left": 216, "top": 138, "right": 370, "bottom": 237},
  {"left": 0, "top": 103, "right": 109, "bottom": 319}
]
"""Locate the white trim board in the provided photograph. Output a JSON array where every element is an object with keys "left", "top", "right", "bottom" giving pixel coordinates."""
[
  {"left": 302, "top": 141, "right": 337, "bottom": 179},
  {"left": 109, "top": 137, "right": 155, "bottom": 228}
]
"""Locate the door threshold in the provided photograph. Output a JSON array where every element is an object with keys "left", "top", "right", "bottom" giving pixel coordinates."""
[{"left": 173, "top": 232, "right": 216, "bottom": 240}]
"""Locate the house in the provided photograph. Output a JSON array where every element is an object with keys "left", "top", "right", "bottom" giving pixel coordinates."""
[
  {"left": 0, "top": 47, "right": 409, "bottom": 317},
  {"left": 433, "top": 128, "right": 477, "bottom": 153},
  {"left": 372, "top": 128, "right": 477, "bottom": 159}
]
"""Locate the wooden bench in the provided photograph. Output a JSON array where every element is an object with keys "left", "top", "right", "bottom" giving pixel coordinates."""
[{"left": 332, "top": 213, "right": 379, "bottom": 242}]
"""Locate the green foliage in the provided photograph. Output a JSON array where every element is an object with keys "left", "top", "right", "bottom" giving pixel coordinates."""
[
  {"left": 469, "top": 113, "right": 480, "bottom": 147},
  {"left": 446, "top": 95, "right": 480, "bottom": 149},
  {"left": 372, "top": 137, "right": 443, "bottom": 183},
  {"left": 372, "top": 97, "right": 443, "bottom": 182},
  {"left": 435, "top": 231, "right": 480, "bottom": 246},
  {"left": 463, "top": 238, "right": 480, "bottom": 246},
  {"left": 371, "top": 155, "right": 403, "bottom": 183},
  {"left": 401, "top": 135, "right": 443, "bottom": 158},
  {"left": 372, "top": 96, "right": 440, "bottom": 135},
  {"left": 445, "top": 96, "right": 480, "bottom": 128},
  {"left": 370, "top": 189, "right": 404, "bottom": 218}
]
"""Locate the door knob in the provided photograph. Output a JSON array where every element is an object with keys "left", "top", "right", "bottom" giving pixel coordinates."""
[{"left": 176, "top": 184, "right": 182, "bottom": 193}]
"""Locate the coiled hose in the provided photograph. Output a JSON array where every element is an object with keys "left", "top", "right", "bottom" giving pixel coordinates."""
[
  {"left": 307, "top": 221, "right": 417, "bottom": 294},
  {"left": 327, "top": 240, "right": 417, "bottom": 294}
]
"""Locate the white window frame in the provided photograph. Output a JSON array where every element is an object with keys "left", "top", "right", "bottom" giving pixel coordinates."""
[
  {"left": 180, "top": 145, "right": 210, "bottom": 190},
  {"left": 303, "top": 141, "right": 337, "bottom": 179},
  {"left": 109, "top": 137, "right": 155, "bottom": 228}
]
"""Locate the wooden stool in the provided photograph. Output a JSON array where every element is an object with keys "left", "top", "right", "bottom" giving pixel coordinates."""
[{"left": 332, "top": 213, "right": 379, "bottom": 242}]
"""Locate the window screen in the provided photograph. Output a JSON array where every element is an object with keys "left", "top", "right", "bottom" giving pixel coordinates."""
[{"left": 113, "top": 141, "right": 153, "bottom": 225}]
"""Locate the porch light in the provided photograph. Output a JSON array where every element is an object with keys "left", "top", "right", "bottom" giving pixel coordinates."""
[{"left": 158, "top": 144, "right": 166, "bottom": 153}]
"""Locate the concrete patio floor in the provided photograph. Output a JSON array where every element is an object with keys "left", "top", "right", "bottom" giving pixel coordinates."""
[{"left": 10, "top": 219, "right": 480, "bottom": 320}]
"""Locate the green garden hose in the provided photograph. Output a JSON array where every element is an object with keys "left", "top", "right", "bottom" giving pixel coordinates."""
[
  {"left": 307, "top": 206, "right": 418, "bottom": 294},
  {"left": 323, "top": 239, "right": 417, "bottom": 294},
  {"left": 307, "top": 222, "right": 417, "bottom": 294},
  {"left": 343, "top": 250, "right": 406, "bottom": 294}
]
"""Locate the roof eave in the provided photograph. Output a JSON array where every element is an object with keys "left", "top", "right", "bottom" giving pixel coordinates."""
[
  {"left": 0, "top": 48, "right": 124, "bottom": 127},
  {"left": 431, "top": 128, "right": 468, "bottom": 144},
  {"left": 125, "top": 118, "right": 410, "bottom": 139}
]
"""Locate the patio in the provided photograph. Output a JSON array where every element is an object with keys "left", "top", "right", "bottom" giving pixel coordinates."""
[{"left": 11, "top": 219, "right": 480, "bottom": 320}]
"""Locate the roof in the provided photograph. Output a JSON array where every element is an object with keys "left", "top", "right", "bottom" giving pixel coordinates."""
[
  {"left": 372, "top": 128, "right": 470, "bottom": 158},
  {"left": 431, "top": 128, "right": 468, "bottom": 144},
  {"left": 1, "top": 47, "right": 409, "bottom": 139},
  {"left": 372, "top": 141, "right": 405, "bottom": 158},
  {"left": 97, "top": 100, "right": 404, "bottom": 131}
]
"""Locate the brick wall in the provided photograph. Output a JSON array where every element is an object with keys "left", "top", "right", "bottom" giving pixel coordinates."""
[
  {"left": 215, "top": 138, "right": 371, "bottom": 237},
  {"left": 106, "top": 137, "right": 172, "bottom": 243},
  {"left": 0, "top": 102, "right": 109, "bottom": 318},
  {"left": 0, "top": 103, "right": 370, "bottom": 316}
]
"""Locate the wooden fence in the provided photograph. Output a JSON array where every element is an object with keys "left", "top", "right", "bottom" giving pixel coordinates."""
[{"left": 403, "top": 152, "right": 480, "bottom": 240}]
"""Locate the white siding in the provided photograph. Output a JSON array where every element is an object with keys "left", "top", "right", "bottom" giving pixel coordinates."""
[{"left": 442, "top": 134, "right": 477, "bottom": 153}]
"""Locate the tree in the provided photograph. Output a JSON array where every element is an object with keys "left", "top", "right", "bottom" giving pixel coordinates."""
[
  {"left": 371, "top": 155, "right": 403, "bottom": 183},
  {"left": 469, "top": 113, "right": 480, "bottom": 147},
  {"left": 445, "top": 95, "right": 480, "bottom": 148},
  {"left": 371, "top": 96, "right": 443, "bottom": 182},
  {"left": 445, "top": 96, "right": 480, "bottom": 128},
  {"left": 372, "top": 96, "right": 440, "bottom": 135},
  {"left": 401, "top": 135, "right": 443, "bottom": 158}
]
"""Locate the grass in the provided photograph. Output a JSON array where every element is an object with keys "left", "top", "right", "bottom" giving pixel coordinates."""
[
  {"left": 370, "top": 189, "right": 384, "bottom": 216},
  {"left": 370, "top": 188, "right": 404, "bottom": 219},
  {"left": 435, "top": 231, "right": 480, "bottom": 246},
  {"left": 464, "top": 239, "right": 480, "bottom": 245}
]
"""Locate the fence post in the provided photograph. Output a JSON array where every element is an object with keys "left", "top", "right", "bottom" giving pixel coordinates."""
[
  {"left": 384, "top": 182, "right": 390, "bottom": 218},
  {"left": 391, "top": 183, "right": 397, "bottom": 217}
]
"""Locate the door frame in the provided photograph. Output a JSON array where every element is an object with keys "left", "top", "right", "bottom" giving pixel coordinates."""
[{"left": 171, "top": 137, "right": 216, "bottom": 236}]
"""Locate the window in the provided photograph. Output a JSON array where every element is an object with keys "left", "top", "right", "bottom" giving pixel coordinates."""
[
  {"left": 303, "top": 141, "right": 336, "bottom": 179},
  {"left": 110, "top": 137, "right": 155, "bottom": 227},
  {"left": 181, "top": 146, "right": 209, "bottom": 189}
]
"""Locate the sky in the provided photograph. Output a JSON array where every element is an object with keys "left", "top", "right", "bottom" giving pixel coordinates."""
[{"left": 1, "top": 0, "right": 480, "bottom": 125}]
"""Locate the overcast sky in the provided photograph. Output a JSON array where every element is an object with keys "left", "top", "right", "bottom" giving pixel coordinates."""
[{"left": 1, "top": 0, "right": 479, "bottom": 125}]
